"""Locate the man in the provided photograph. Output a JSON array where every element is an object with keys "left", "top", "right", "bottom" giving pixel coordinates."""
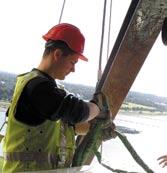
[{"left": 2, "top": 23, "right": 102, "bottom": 172}]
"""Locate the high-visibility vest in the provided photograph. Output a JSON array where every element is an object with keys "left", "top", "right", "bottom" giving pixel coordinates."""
[{"left": 3, "top": 70, "right": 75, "bottom": 173}]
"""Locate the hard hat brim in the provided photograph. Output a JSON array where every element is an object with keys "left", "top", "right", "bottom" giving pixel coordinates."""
[{"left": 78, "top": 54, "right": 88, "bottom": 62}]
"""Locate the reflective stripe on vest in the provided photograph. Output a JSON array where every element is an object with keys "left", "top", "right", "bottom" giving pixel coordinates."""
[{"left": 4, "top": 152, "right": 57, "bottom": 162}]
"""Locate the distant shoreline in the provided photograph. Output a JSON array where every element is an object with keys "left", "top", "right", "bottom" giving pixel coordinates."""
[
  {"left": 1, "top": 100, "right": 167, "bottom": 116},
  {"left": 119, "top": 110, "right": 167, "bottom": 116}
]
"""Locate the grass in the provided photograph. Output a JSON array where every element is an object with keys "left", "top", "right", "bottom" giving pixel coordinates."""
[
  {"left": 121, "top": 102, "right": 156, "bottom": 110},
  {"left": 120, "top": 102, "right": 167, "bottom": 115}
]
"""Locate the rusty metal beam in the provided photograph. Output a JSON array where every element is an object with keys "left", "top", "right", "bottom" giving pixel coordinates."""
[{"left": 97, "top": 0, "right": 167, "bottom": 119}]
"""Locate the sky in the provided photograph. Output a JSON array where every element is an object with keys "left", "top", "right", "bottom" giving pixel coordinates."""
[{"left": 0, "top": 0, "right": 167, "bottom": 97}]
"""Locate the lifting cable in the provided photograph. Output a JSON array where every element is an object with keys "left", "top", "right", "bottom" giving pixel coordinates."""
[
  {"left": 58, "top": 0, "right": 66, "bottom": 23},
  {"left": 106, "top": 0, "right": 112, "bottom": 60},
  {"left": 98, "top": 0, "right": 108, "bottom": 82},
  {"left": 98, "top": 0, "right": 109, "bottom": 166}
]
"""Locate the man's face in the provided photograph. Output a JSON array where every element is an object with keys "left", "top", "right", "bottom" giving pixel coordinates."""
[{"left": 55, "top": 53, "right": 79, "bottom": 80}]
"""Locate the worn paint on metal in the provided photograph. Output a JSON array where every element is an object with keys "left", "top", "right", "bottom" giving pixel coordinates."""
[{"left": 98, "top": 0, "right": 167, "bottom": 119}]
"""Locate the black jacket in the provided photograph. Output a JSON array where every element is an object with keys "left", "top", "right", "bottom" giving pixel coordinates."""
[{"left": 14, "top": 69, "right": 89, "bottom": 126}]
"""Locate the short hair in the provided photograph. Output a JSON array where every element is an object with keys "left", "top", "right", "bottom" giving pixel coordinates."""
[{"left": 43, "top": 40, "right": 76, "bottom": 57}]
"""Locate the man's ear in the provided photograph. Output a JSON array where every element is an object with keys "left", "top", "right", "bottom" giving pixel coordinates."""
[{"left": 53, "top": 49, "right": 63, "bottom": 62}]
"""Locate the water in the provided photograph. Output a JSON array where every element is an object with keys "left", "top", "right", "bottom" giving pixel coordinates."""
[
  {"left": 91, "top": 114, "right": 167, "bottom": 173},
  {"left": 1, "top": 111, "right": 167, "bottom": 172}
]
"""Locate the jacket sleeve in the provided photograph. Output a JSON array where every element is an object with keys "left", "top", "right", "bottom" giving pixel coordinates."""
[
  {"left": 27, "top": 77, "right": 89, "bottom": 124},
  {"left": 50, "top": 94, "right": 89, "bottom": 124}
]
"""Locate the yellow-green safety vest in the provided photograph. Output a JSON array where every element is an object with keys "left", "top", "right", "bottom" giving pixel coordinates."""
[{"left": 2, "top": 70, "right": 76, "bottom": 173}]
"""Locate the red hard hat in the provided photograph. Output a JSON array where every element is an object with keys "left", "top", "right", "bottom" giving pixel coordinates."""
[{"left": 43, "top": 23, "right": 88, "bottom": 61}]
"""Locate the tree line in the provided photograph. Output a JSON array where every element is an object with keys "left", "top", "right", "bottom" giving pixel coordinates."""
[{"left": 1, "top": 71, "right": 167, "bottom": 113}]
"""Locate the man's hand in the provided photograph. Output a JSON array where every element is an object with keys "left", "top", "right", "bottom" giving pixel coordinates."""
[
  {"left": 75, "top": 122, "right": 90, "bottom": 135},
  {"left": 90, "top": 92, "right": 117, "bottom": 141},
  {"left": 157, "top": 155, "right": 167, "bottom": 168}
]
